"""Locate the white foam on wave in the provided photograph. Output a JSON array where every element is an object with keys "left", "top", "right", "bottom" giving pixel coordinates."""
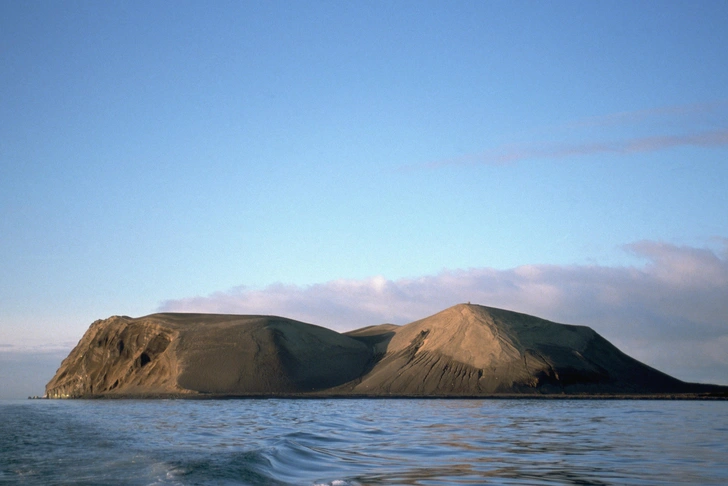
[
  {"left": 142, "top": 461, "right": 186, "bottom": 485},
  {"left": 313, "top": 480, "right": 360, "bottom": 486}
]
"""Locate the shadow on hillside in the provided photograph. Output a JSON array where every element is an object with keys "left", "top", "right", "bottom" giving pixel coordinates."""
[{"left": 346, "top": 330, "right": 396, "bottom": 376}]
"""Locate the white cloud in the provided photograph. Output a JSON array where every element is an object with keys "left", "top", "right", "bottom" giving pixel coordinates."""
[{"left": 160, "top": 240, "right": 728, "bottom": 385}]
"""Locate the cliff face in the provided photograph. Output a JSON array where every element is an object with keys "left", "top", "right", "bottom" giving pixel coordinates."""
[
  {"left": 46, "top": 304, "right": 720, "bottom": 398},
  {"left": 45, "top": 316, "right": 182, "bottom": 398}
]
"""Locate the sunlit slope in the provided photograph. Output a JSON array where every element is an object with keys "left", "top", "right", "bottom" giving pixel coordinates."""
[{"left": 345, "top": 304, "right": 688, "bottom": 395}]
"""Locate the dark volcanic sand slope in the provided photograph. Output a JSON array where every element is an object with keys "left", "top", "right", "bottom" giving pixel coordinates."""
[
  {"left": 173, "top": 315, "right": 371, "bottom": 394},
  {"left": 46, "top": 304, "right": 724, "bottom": 398}
]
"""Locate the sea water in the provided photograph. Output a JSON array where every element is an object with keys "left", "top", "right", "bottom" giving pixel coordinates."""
[{"left": 1, "top": 399, "right": 726, "bottom": 485}]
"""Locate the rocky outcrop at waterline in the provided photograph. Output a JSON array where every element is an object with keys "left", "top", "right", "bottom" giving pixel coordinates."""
[{"left": 45, "top": 304, "right": 726, "bottom": 398}]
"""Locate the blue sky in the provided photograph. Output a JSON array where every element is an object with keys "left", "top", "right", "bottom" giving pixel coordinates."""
[{"left": 2, "top": 1, "right": 727, "bottom": 398}]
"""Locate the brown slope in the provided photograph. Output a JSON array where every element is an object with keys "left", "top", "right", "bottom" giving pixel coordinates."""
[
  {"left": 45, "top": 313, "right": 371, "bottom": 397},
  {"left": 344, "top": 323, "right": 399, "bottom": 356},
  {"left": 344, "top": 304, "right": 693, "bottom": 395},
  {"left": 47, "top": 304, "right": 723, "bottom": 398}
]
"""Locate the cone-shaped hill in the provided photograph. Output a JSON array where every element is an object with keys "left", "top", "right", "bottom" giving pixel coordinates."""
[
  {"left": 343, "top": 304, "right": 701, "bottom": 395},
  {"left": 46, "top": 304, "right": 725, "bottom": 398}
]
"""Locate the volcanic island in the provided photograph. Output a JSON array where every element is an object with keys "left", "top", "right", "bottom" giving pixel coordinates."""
[{"left": 45, "top": 303, "right": 727, "bottom": 399}]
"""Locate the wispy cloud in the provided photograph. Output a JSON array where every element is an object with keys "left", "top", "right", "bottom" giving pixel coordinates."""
[
  {"left": 560, "top": 99, "right": 728, "bottom": 130},
  {"left": 422, "top": 128, "right": 728, "bottom": 169},
  {"left": 409, "top": 100, "right": 728, "bottom": 169},
  {"left": 160, "top": 239, "right": 728, "bottom": 385}
]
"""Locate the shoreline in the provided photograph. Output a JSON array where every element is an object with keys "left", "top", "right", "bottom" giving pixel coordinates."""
[{"left": 37, "top": 391, "right": 728, "bottom": 400}]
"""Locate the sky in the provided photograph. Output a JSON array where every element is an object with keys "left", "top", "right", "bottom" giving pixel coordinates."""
[{"left": 2, "top": 1, "right": 727, "bottom": 399}]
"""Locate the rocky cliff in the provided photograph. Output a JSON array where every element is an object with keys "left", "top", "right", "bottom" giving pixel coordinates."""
[{"left": 46, "top": 304, "right": 724, "bottom": 398}]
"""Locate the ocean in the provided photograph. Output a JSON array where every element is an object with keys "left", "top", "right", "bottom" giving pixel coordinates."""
[{"left": 1, "top": 398, "right": 726, "bottom": 485}]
